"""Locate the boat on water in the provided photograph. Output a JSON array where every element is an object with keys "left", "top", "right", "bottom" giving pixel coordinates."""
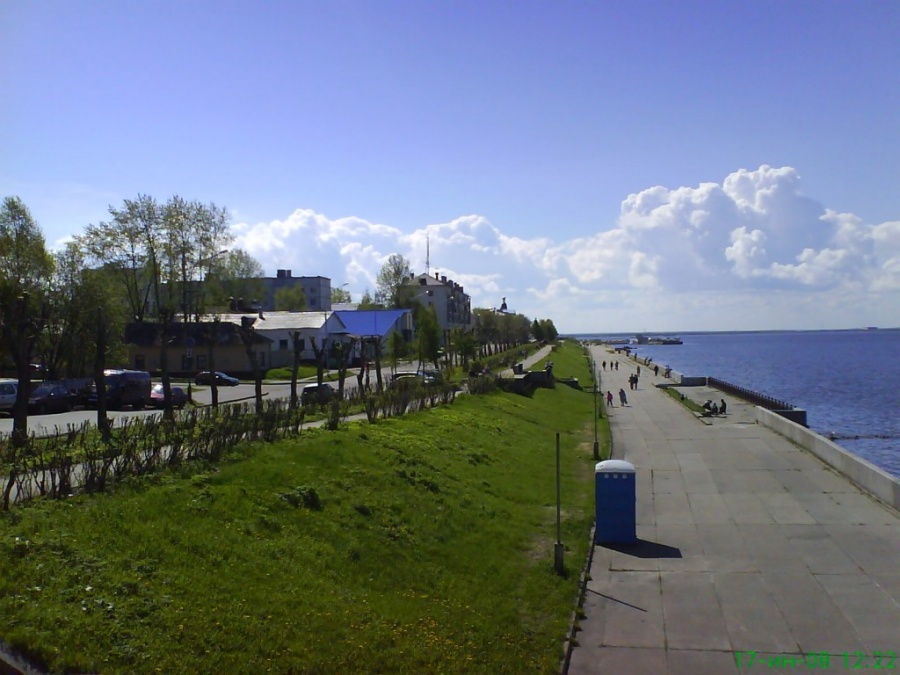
[{"left": 634, "top": 334, "right": 683, "bottom": 345}]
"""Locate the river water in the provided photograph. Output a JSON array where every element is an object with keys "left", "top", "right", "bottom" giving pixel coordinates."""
[{"left": 572, "top": 329, "right": 900, "bottom": 478}]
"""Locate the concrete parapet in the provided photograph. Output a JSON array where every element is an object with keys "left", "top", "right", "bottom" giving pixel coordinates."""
[
  {"left": 674, "top": 372, "right": 706, "bottom": 386},
  {"left": 756, "top": 407, "right": 900, "bottom": 511}
]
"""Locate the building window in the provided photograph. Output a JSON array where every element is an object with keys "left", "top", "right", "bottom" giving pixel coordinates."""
[
  {"left": 135, "top": 354, "right": 145, "bottom": 370},
  {"left": 259, "top": 352, "right": 266, "bottom": 367},
  {"left": 279, "top": 339, "right": 288, "bottom": 350},
  {"left": 196, "top": 354, "right": 207, "bottom": 369},
  {"left": 181, "top": 354, "right": 194, "bottom": 371}
]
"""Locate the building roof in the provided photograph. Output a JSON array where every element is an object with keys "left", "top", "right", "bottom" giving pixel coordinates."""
[
  {"left": 125, "top": 321, "right": 271, "bottom": 348},
  {"left": 200, "top": 311, "right": 345, "bottom": 332},
  {"left": 333, "top": 309, "right": 410, "bottom": 337}
]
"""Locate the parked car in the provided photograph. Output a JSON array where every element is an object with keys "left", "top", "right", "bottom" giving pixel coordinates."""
[
  {"left": 301, "top": 382, "right": 335, "bottom": 405},
  {"left": 28, "top": 384, "right": 76, "bottom": 415},
  {"left": 87, "top": 370, "right": 152, "bottom": 410},
  {"left": 150, "top": 384, "right": 188, "bottom": 409},
  {"left": 0, "top": 379, "right": 17, "bottom": 413},
  {"left": 195, "top": 371, "right": 240, "bottom": 386}
]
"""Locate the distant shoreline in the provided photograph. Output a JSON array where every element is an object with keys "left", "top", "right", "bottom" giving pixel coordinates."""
[{"left": 565, "top": 327, "right": 899, "bottom": 338}]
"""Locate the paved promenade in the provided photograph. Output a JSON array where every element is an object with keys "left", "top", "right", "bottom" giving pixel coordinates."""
[{"left": 568, "top": 346, "right": 900, "bottom": 674}]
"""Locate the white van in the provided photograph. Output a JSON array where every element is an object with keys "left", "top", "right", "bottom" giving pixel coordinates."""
[{"left": 0, "top": 379, "right": 18, "bottom": 412}]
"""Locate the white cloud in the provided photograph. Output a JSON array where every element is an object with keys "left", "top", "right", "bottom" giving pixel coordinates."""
[{"left": 229, "top": 166, "right": 899, "bottom": 332}]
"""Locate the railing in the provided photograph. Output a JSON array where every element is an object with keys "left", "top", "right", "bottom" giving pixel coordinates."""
[{"left": 707, "top": 376, "right": 807, "bottom": 426}]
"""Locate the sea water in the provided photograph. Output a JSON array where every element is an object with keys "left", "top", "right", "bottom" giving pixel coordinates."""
[{"left": 574, "top": 329, "right": 900, "bottom": 478}]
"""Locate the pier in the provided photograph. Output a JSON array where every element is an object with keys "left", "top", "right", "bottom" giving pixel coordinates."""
[{"left": 568, "top": 346, "right": 900, "bottom": 674}]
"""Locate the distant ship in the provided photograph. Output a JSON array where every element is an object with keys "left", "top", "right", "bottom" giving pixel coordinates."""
[{"left": 634, "top": 334, "right": 683, "bottom": 345}]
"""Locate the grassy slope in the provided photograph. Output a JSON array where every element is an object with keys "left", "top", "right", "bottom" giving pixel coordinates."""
[{"left": 0, "top": 342, "right": 608, "bottom": 674}]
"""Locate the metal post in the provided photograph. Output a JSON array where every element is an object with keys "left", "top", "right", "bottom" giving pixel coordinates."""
[
  {"left": 554, "top": 432, "right": 565, "bottom": 575},
  {"left": 593, "top": 354, "right": 601, "bottom": 460}
]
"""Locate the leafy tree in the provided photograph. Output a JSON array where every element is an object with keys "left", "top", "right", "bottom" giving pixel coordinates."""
[
  {"left": 451, "top": 328, "right": 478, "bottom": 370},
  {"left": 162, "top": 196, "right": 232, "bottom": 322},
  {"left": 274, "top": 285, "right": 307, "bottom": 311},
  {"left": 473, "top": 308, "right": 498, "bottom": 356},
  {"left": 375, "top": 253, "right": 412, "bottom": 308},
  {"left": 331, "top": 286, "right": 352, "bottom": 304},
  {"left": 39, "top": 241, "right": 126, "bottom": 379},
  {"left": 358, "top": 289, "right": 381, "bottom": 310},
  {"left": 540, "top": 318, "right": 559, "bottom": 341},
  {"left": 0, "top": 196, "right": 53, "bottom": 454},
  {"left": 386, "top": 329, "right": 409, "bottom": 374},
  {"left": 416, "top": 304, "right": 441, "bottom": 369},
  {"left": 206, "top": 249, "right": 266, "bottom": 312},
  {"left": 531, "top": 318, "right": 544, "bottom": 342}
]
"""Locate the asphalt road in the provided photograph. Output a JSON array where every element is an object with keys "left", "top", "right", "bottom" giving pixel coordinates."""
[
  {"left": 0, "top": 366, "right": 413, "bottom": 438},
  {"left": 0, "top": 381, "right": 299, "bottom": 437}
]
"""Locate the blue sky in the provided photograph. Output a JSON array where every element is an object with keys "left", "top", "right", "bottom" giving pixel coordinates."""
[{"left": 3, "top": 1, "right": 898, "bottom": 332}]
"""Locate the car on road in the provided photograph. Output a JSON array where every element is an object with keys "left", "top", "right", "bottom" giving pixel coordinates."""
[
  {"left": 301, "top": 382, "right": 335, "bottom": 405},
  {"left": 150, "top": 384, "right": 189, "bottom": 409},
  {"left": 88, "top": 370, "right": 152, "bottom": 410},
  {"left": 28, "top": 384, "right": 76, "bottom": 415},
  {"left": 195, "top": 371, "right": 240, "bottom": 386},
  {"left": 389, "top": 371, "right": 438, "bottom": 390},
  {"left": 0, "top": 379, "right": 17, "bottom": 413}
]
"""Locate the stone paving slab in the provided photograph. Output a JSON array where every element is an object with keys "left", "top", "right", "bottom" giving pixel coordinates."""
[{"left": 567, "top": 347, "right": 900, "bottom": 674}]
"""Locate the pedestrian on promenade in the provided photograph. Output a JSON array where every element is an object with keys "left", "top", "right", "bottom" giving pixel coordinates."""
[
  {"left": 615, "top": 362, "right": 619, "bottom": 371},
  {"left": 606, "top": 391, "right": 613, "bottom": 406},
  {"left": 637, "top": 365, "right": 641, "bottom": 377},
  {"left": 619, "top": 388, "right": 628, "bottom": 406},
  {"left": 720, "top": 399, "right": 727, "bottom": 415},
  {"left": 654, "top": 365, "right": 659, "bottom": 377},
  {"left": 602, "top": 360, "right": 607, "bottom": 370}
]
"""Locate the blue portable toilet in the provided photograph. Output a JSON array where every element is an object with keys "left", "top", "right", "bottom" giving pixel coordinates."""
[{"left": 594, "top": 459, "right": 637, "bottom": 544}]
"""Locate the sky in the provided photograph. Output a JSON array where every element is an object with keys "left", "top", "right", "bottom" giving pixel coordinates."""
[{"left": 2, "top": 0, "right": 898, "bottom": 333}]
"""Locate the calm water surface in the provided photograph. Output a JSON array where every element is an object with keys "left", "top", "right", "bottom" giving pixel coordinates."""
[{"left": 577, "top": 330, "right": 900, "bottom": 478}]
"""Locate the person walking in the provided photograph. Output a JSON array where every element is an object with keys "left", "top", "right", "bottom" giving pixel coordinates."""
[
  {"left": 720, "top": 399, "right": 727, "bottom": 415},
  {"left": 618, "top": 388, "right": 628, "bottom": 406},
  {"left": 606, "top": 390, "right": 613, "bottom": 406}
]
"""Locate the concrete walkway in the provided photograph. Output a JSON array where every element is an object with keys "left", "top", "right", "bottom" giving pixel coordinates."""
[{"left": 568, "top": 347, "right": 900, "bottom": 674}]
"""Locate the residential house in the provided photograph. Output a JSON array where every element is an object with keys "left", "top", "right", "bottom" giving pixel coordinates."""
[
  {"left": 402, "top": 272, "right": 473, "bottom": 342},
  {"left": 125, "top": 320, "right": 272, "bottom": 377}
]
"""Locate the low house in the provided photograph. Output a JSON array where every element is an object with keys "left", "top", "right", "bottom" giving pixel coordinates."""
[
  {"left": 125, "top": 320, "right": 272, "bottom": 377},
  {"left": 207, "top": 311, "right": 350, "bottom": 369}
]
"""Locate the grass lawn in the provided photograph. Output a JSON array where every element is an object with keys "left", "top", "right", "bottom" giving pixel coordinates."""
[{"left": 0, "top": 341, "right": 608, "bottom": 674}]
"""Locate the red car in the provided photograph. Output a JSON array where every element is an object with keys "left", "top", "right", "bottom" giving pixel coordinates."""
[{"left": 150, "top": 384, "right": 188, "bottom": 409}]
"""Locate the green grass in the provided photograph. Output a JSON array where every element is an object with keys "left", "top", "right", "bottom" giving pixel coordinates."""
[
  {"left": 0, "top": 342, "right": 609, "bottom": 674},
  {"left": 662, "top": 385, "right": 706, "bottom": 413}
]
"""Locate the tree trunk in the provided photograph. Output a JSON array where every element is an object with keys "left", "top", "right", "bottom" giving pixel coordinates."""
[
  {"left": 94, "top": 307, "right": 110, "bottom": 442},
  {"left": 290, "top": 330, "right": 301, "bottom": 409}
]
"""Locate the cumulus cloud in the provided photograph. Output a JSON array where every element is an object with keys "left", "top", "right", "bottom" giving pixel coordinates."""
[{"left": 230, "top": 165, "right": 899, "bottom": 331}]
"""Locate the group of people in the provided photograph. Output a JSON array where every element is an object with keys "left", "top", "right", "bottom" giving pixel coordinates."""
[
  {"left": 601, "top": 360, "right": 619, "bottom": 371},
  {"left": 703, "top": 399, "right": 728, "bottom": 415}
]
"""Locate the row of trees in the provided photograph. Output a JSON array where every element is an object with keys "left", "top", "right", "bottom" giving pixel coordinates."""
[{"left": 0, "top": 194, "right": 274, "bottom": 445}]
